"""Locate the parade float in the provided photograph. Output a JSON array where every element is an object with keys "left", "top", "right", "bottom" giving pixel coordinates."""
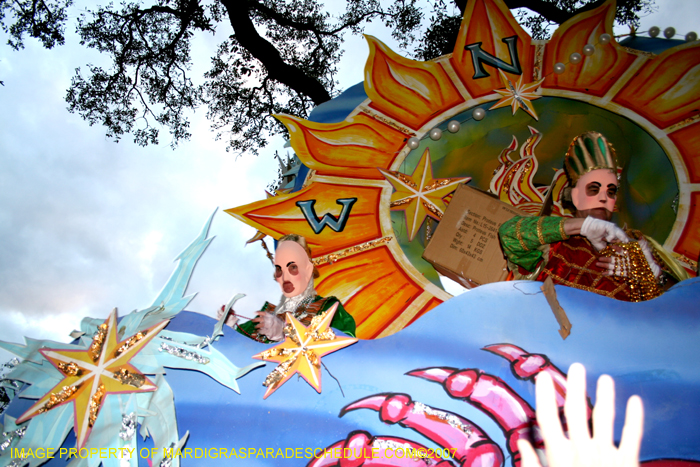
[{"left": 1, "top": 0, "right": 699, "bottom": 465}]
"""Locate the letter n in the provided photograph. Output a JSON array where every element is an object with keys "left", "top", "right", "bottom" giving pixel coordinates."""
[
  {"left": 465, "top": 36, "right": 521, "bottom": 79},
  {"left": 296, "top": 198, "right": 357, "bottom": 234}
]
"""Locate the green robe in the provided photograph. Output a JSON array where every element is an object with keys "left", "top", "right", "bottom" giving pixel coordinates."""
[
  {"left": 499, "top": 216, "right": 568, "bottom": 272},
  {"left": 236, "top": 295, "right": 356, "bottom": 343}
]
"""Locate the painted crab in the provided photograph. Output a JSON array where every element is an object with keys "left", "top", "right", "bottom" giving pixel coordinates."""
[{"left": 308, "top": 343, "right": 698, "bottom": 467}]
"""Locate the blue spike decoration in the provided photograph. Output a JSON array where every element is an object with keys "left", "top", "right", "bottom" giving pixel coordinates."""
[{"left": 0, "top": 209, "right": 262, "bottom": 467}]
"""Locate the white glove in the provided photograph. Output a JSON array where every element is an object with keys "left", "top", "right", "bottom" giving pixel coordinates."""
[
  {"left": 255, "top": 312, "right": 285, "bottom": 341},
  {"left": 580, "top": 217, "right": 629, "bottom": 251},
  {"left": 638, "top": 237, "right": 662, "bottom": 278},
  {"left": 217, "top": 305, "right": 238, "bottom": 328}
]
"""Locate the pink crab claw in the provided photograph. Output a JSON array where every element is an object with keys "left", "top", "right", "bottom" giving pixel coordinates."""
[
  {"left": 483, "top": 343, "right": 593, "bottom": 426},
  {"left": 306, "top": 431, "right": 455, "bottom": 467},
  {"left": 341, "top": 393, "right": 503, "bottom": 467},
  {"left": 407, "top": 367, "right": 542, "bottom": 467},
  {"left": 483, "top": 344, "right": 568, "bottom": 407}
]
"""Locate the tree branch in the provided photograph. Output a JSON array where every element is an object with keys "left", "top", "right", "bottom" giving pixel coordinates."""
[
  {"left": 221, "top": 0, "right": 331, "bottom": 105},
  {"left": 503, "top": 0, "right": 605, "bottom": 24}
]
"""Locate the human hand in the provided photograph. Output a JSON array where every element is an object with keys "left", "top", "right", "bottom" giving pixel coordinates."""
[
  {"left": 517, "top": 363, "right": 644, "bottom": 467},
  {"left": 253, "top": 312, "right": 285, "bottom": 341},
  {"left": 597, "top": 245, "right": 627, "bottom": 277},
  {"left": 217, "top": 305, "right": 238, "bottom": 328},
  {"left": 581, "top": 217, "right": 629, "bottom": 251}
]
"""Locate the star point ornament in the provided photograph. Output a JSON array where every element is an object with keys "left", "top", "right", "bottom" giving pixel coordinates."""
[
  {"left": 490, "top": 69, "right": 544, "bottom": 120},
  {"left": 253, "top": 303, "right": 357, "bottom": 399},
  {"left": 379, "top": 149, "right": 471, "bottom": 241},
  {"left": 17, "top": 309, "right": 168, "bottom": 448}
]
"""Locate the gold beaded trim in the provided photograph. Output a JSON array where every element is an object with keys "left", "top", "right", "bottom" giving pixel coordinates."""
[
  {"left": 549, "top": 252, "right": 601, "bottom": 278},
  {"left": 672, "top": 252, "right": 697, "bottom": 270},
  {"left": 600, "top": 241, "right": 662, "bottom": 302},
  {"left": 113, "top": 368, "right": 146, "bottom": 388},
  {"left": 422, "top": 200, "right": 443, "bottom": 219},
  {"left": 312, "top": 237, "right": 393, "bottom": 266},
  {"left": 88, "top": 383, "right": 106, "bottom": 427},
  {"left": 38, "top": 385, "right": 78, "bottom": 414},
  {"left": 390, "top": 198, "right": 411, "bottom": 208},
  {"left": 542, "top": 270, "right": 621, "bottom": 298},
  {"left": 423, "top": 179, "right": 450, "bottom": 192},
  {"left": 558, "top": 218, "right": 569, "bottom": 240},
  {"left": 114, "top": 330, "right": 148, "bottom": 358},
  {"left": 561, "top": 238, "right": 597, "bottom": 254},
  {"left": 88, "top": 323, "right": 108, "bottom": 362},
  {"left": 57, "top": 362, "right": 82, "bottom": 377},
  {"left": 397, "top": 173, "right": 417, "bottom": 189},
  {"left": 516, "top": 218, "right": 529, "bottom": 251},
  {"left": 536, "top": 217, "right": 546, "bottom": 245}
]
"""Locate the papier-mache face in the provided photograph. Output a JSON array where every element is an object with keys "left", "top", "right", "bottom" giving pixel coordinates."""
[
  {"left": 571, "top": 168, "right": 618, "bottom": 220},
  {"left": 274, "top": 241, "right": 315, "bottom": 298}
]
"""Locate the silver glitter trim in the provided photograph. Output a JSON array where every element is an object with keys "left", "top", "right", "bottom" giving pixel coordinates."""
[
  {"left": 158, "top": 343, "right": 210, "bottom": 364},
  {"left": 0, "top": 358, "right": 21, "bottom": 386},
  {"left": 0, "top": 358, "right": 22, "bottom": 418},
  {"left": 371, "top": 439, "right": 437, "bottom": 465},
  {"left": 160, "top": 442, "right": 176, "bottom": 467},
  {"left": 0, "top": 426, "right": 26, "bottom": 451},
  {"left": 275, "top": 278, "right": 316, "bottom": 316},
  {"left": 7, "top": 456, "right": 27, "bottom": 467},
  {"left": 161, "top": 335, "right": 212, "bottom": 349},
  {"left": 119, "top": 412, "right": 137, "bottom": 441},
  {"left": 412, "top": 402, "right": 473, "bottom": 435},
  {"left": 1, "top": 358, "right": 19, "bottom": 371},
  {"left": 196, "top": 336, "right": 212, "bottom": 349}
]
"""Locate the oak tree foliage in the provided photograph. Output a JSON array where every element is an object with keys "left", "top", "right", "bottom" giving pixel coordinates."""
[{"left": 1, "top": 0, "right": 654, "bottom": 154}]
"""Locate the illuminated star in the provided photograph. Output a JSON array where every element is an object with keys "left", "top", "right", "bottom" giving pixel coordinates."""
[
  {"left": 378, "top": 148, "right": 471, "bottom": 241},
  {"left": 253, "top": 303, "right": 357, "bottom": 399},
  {"left": 17, "top": 309, "right": 168, "bottom": 448},
  {"left": 490, "top": 69, "right": 544, "bottom": 120}
]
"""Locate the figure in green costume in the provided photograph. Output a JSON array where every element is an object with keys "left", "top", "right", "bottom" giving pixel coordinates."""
[
  {"left": 218, "top": 234, "right": 355, "bottom": 343},
  {"left": 498, "top": 132, "right": 687, "bottom": 302}
]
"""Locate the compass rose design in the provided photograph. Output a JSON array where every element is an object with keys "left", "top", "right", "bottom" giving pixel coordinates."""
[{"left": 229, "top": 0, "right": 700, "bottom": 338}]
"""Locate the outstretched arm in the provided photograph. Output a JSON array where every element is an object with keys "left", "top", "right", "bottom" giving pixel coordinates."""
[
  {"left": 499, "top": 216, "right": 569, "bottom": 272},
  {"left": 517, "top": 363, "right": 644, "bottom": 467}
]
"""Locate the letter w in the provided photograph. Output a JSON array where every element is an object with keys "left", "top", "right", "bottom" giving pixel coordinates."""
[
  {"left": 296, "top": 198, "right": 357, "bottom": 234},
  {"left": 465, "top": 36, "right": 521, "bottom": 79}
]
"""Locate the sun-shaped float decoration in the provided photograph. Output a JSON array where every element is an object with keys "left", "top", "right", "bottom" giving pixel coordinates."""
[{"left": 228, "top": 0, "right": 700, "bottom": 339}]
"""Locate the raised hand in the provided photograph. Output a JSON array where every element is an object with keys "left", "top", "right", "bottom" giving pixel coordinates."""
[{"left": 518, "top": 363, "right": 644, "bottom": 467}]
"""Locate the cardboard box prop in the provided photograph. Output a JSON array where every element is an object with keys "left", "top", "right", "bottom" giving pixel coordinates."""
[{"left": 422, "top": 184, "right": 529, "bottom": 288}]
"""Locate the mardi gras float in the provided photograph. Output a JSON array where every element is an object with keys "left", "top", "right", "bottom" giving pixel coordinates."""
[{"left": 1, "top": 0, "right": 699, "bottom": 466}]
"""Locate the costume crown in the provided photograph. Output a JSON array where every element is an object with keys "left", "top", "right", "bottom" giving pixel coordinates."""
[{"left": 564, "top": 131, "right": 619, "bottom": 185}]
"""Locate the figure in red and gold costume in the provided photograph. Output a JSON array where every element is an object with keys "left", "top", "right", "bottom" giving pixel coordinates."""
[
  {"left": 218, "top": 234, "right": 356, "bottom": 342},
  {"left": 499, "top": 131, "right": 685, "bottom": 302}
]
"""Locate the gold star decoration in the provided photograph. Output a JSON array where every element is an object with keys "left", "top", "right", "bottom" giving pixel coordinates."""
[
  {"left": 490, "top": 69, "right": 544, "bottom": 120},
  {"left": 253, "top": 303, "right": 357, "bottom": 399},
  {"left": 17, "top": 309, "right": 168, "bottom": 448},
  {"left": 378, "top": 148, "right": 471, "bottom": 241}
]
